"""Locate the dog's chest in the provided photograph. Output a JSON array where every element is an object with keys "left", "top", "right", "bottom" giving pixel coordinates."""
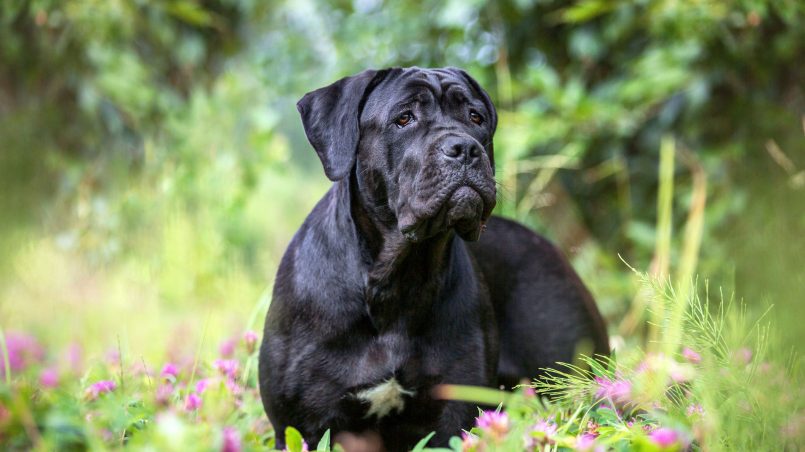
[
  {"left": 355, "top": 377, "right": 415, "bottom": 419},
  {"left": 348, "top": 329, "right": 441, "bottom": 419}
]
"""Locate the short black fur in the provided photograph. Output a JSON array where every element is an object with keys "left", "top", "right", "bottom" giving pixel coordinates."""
[{"left": 259, "top": 67, "right": 609, "bottom": 451}]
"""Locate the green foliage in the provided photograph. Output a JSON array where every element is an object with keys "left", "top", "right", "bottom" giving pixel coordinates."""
[
  {"left": 446, "top": 273, "right": 803, "bottom": 450},
  {"left": 284, "top": 426, "right": 305, "bottom": 452},
  {"left": 316, "top": 429, "right": 331, "bottom": 452}
]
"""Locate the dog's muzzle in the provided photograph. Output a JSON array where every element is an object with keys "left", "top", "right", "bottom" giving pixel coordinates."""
[{"left": 399, "top": 135, "right": 496, "bottom": 242}]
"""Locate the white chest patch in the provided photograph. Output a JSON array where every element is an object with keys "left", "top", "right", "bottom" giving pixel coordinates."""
[{"left": 355, "top": 377, "right": 415, "bottom": 419}]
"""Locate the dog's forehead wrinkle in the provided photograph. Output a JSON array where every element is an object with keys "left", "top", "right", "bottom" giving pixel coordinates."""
[{"left": 371, "top": 68, "right": 474, "bottom": 111}]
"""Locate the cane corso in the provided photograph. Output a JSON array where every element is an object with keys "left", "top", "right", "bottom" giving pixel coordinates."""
[{"left": 258, "top": 67, "right": 609, "bottom": 450}]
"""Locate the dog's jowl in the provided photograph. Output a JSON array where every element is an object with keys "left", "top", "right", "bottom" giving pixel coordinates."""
[{"left": 258, "top": 67, "right": 609, "bottom": 451}]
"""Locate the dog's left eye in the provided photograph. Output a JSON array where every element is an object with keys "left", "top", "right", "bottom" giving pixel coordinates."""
[
  {"left": 395, "top": 112, "right": 414, "bottom": 127},
  {"left": 469, "top": 110, "right": 483, "bottom": 125}
]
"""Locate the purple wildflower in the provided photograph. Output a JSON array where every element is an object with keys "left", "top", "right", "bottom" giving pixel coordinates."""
[
  {"left": 225, "top": 377, "right": 243, "bottom": 396},
  {"left": 649, "top": 427, "right": 682, "bottom": 448},
  {"left": 221, "top": 426, "right": 242, "bottom": 452},
  {"left": 219, "top": 338, "right": 237, "bottom": 358},
  {"left": 161, "top": 363, "right": 179, "bottom": 380},
  {"left": 736, "top": 347, "right": 753, "bottom": 365},
  {"left": 682, "top": 347, "right": 701, "bottom": 364},
  {"left": 85, "top": 380, "right": 117, "bottom": 400},
  {"left": 526, "top": 419, "right": 558, "bottom": 448},
  {"left": 156, "top": 383, "right": 174, "bottom": 406},
  {"left": 195, "top": 378, "right": 210, "bottom": 394},
  {"left": 243, "top": 331, "right": 259, "bottom": 353},
  {"left": 476, "top": 410, "right": 510, "bottom": 439},
  {"left": 0, "top": 332, "right": 45, "bottom": 374},
  {"left": 105, "top": 348, "right": 121, "bottom": 365},
  {"left": 594, "top": 376, "right": 632, "bottom": 405},
  {"left": 781, "top": 412, "right": 805, "bottom": 440},
  {"left": 39, "top": 367, "right": 59, "bottom": 388},
  {"left": 67, "top": 343, "right": 83, "bottom": 374},
  {"left": 686, "top": 403, "right": 705, "bottom": 416},
  {"left": 576, "top": 433, "right": 598, "bottom": 451},
  {"left": 461, "top": 432, "right": 480, "bottom": 451},
  {"left": 0, "top": 403, "right": 9, "bottom": 423},
  {"left": 185, "top": 392, "right": 202, "bottom": 411},
  {"left": 214, "top": 359, "right": 239, "bottom": 379}
]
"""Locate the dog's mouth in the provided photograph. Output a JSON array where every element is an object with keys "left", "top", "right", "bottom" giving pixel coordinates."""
[{"left": 399, "top": 184, "right": 495, "bottom": 243}]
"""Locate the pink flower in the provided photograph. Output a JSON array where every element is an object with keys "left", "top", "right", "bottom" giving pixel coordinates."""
[
  {"left": 576, "top": 433, "right": 598, "bottom": 450},
  {"left": 686, "top": 403, "right": 705, "bottom": 416},
  {"left": 461, "top": 432, "right": 480, "bottom": 451},
  {"left": 649, "top": 427, "right": 682, "bottom": 448},
  {"left": 781, "top": 412, "right": 805, "bottom": 440},
  {"left": 195, "top": 378, "right": 210, "bottom": 394},
  {"left": 105, "top": 348, "right": 120, "bottom": 365},
  {"left": 161, "top": 363, "right": 179, "bottom": 380},
  {"left": 476, "top": 410, "right": 509, "bottom": 439},
  {"left": 225, "top": 377, "right": 243, "bottom": 396},
  {"left": 39, "top": 367, "right": 59, "bottom": 388},
  {"left": 156, "top": 384, "right": 174, "bottom": 406},
  {"left": 214, "top": 359, "right": 239, "bottom": 379},
  {"left": 185, "top": 392, "right": 202, "bottom": 411},
  {"left": 66, "top": 343, "right": 83, "bottom": 374},
  {"left": 85, "top": 380, "right": 117, "bottom": 400},
  {"left": 681, "top": 347, "right": 701, "bottom": 364},
  {"left": 735, "top": 347, "right": 752, "bottom": 365},
  {"left": 594, "top": 376, "right": 632, "bottom": 405},
  {"left": 526, "top": 419, "right": 557, "bottom": 448},
  {"left": 0, "top": 332, "right": 45, "bottom": 374},
  {"left": 243, "top": 331, "right": 259, "bottom": 354},
  {"left": 130, "top": 360, "right": 152, "bottom": 377},
  {"left": 219, "top": 338, "right": 237, "bottom": 358},
  {"left": 221, "top": 426, "right": 242, "bottom": 452}
]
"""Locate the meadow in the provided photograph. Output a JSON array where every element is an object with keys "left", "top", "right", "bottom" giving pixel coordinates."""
[{"left": 1, "top": 1, "right": 803, "bottom": 450}]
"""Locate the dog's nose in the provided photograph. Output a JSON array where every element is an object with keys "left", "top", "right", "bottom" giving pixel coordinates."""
[{"left": 441, "top": 137, "right": 482, "bottom": 164}]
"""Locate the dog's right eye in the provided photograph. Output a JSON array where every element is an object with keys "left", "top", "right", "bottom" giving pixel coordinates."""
[{"left": 395, "top": 112, "right": 414, "bottom": 128}]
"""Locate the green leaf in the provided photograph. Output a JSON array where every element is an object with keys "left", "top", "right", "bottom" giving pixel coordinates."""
[
  {"left": 316, "top": 429, "right": 331, "bottom": 451},
  {"left": 448, "top": 436, "right": 464, "bottom": 451},
  {"left": 411, "top": 431, "right": 435, "bottom": 452},
  {"left": 285, "top": 426, "right": 305, "bottom": 452},
  {"left": 165, "top": 1, "right": 213, "bottom": 27}
]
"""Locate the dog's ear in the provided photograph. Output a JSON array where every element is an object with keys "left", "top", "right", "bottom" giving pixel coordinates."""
[
  {"left": 448, "top": 67, "right": 498, "bottom": 174},
  {"left": 297, "top": 69, "right": 391, "bottom": 181}
]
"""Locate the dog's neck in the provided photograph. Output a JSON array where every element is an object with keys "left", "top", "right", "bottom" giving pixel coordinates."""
[{"left": 343, "top": 174, "right": 465, "bottom": 331}]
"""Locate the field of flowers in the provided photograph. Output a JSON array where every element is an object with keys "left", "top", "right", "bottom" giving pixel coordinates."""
[{"left": 2, "top": 265, "right": 802, "bottom": 450}]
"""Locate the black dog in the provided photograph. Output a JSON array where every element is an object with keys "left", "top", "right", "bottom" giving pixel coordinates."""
[{"left": 258, "top": 67, "right": 608, "bottom": 450}]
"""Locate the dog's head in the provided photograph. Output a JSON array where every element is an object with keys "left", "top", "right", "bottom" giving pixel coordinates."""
[{"left": 297, "top": 67, "right": 497, "bottom": 242}]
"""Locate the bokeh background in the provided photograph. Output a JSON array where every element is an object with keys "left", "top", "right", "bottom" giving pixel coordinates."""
[{"left": 1, "top": 0, "right": 803, "bottom": 373}]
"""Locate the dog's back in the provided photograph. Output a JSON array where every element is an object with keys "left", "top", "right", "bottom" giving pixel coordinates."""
[{"left": 468, "top": 216, "right": 609, "bottom": 389}]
